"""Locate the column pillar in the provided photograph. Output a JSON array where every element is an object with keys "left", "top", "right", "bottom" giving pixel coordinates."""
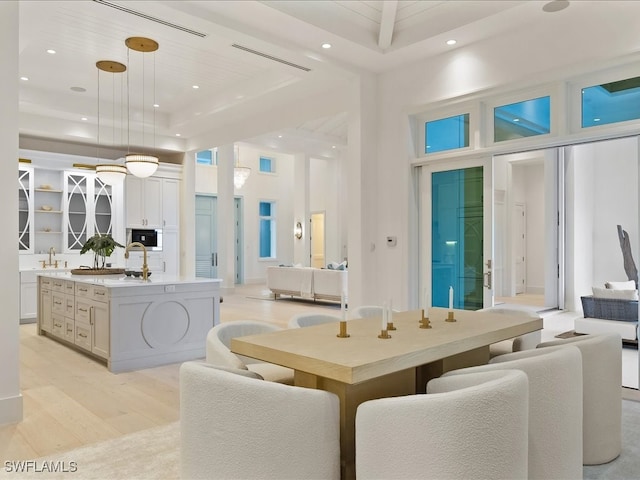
[
  {"left": 293, "top": 153, "right": 310, "bottom": 266},
  {"left": 0, "top": 0, "right": 22, "bottom": 425},
  {"left": 180, "top": 149, "right": 197, "bottom": 277},
  {"left": 217, "top": 144, "right": 236, "bottom": 289}
]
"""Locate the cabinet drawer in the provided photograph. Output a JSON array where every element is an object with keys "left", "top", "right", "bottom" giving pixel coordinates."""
[
  {"left": 92, "top": 286, "right": 108, "bottom": 302},
  {"left": 75, "top": 300, "right": 91, "bottom": 322},
  {"left": 51, "top": 313, "right": 65, "bottom": 337},
  {"left": 52, "top": 279, "right": 66, "bottom": 292},
  {"left": 75, "top": 320, "right": 91, "bottom": 352},
  {"left": 64, "top": 318, "right": 75, "bottom": 343},
  {"left": 65, "top": 281, "right": 75, "bottom": 295},
  {"left": 52, "top": 292, "right": 66, "bottom": 314},
  {"left": 40, "top": 277, "right": 52, "bottom": 288},
  {"left": 75, "top": 283, "right": 92, "bottom": 297},
  {"left": 64, "top": 295, "right": 75, "bottom": 317}
]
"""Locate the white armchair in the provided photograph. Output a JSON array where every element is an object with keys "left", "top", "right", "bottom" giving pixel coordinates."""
[
  {"left": 356, "top": 369, "right": 529, "bottom": 480},
  {"left": 288, "top": 312, "right": 341, "bottom": 328},
  {"left": 180, "top": 361, "right": 340, "bottom": 480},
  {"left": 206, "top": 320, "right": 294, "bottom": 384}
]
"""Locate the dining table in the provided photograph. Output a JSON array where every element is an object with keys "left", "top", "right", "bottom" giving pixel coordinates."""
[{"left": 231, "top": 307, "right": 542, "bottom": 480}]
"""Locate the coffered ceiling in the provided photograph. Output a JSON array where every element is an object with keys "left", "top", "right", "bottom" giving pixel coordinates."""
[{"left": 17, "top": 1, "right": 640, "bottom": 161}]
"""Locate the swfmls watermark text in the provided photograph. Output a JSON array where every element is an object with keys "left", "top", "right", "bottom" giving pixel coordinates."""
[{"left": 4, "top": 460, "right": 78, "bottom": 473}]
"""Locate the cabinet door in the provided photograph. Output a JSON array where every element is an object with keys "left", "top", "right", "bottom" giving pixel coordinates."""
[
  {"left": 90, "top": 302, "right": 110, "bottom": 359},
  {"left": 75, "top": 319, "right": 92, "bottom": 352},
  {"left": 39, "top": 287, "right": 52, "bottom": 333},
  {"left": 20, "top": 280, "right": 38, "bottom": 320},
  {"left": 162, "top": 178, "right": 179, "bottom": 229},
  {"left": 63, "top": 317, "right": 75, "bottom": 343},
  {"left": 125, "top": 175, "right": 145, "bottom": 228},
  {"left": 65, "top": 173, "right": 89, "bottom": 251},
  {"left": 51, "top": 313, "right": 65, "bottom": 338},
  {"left": 18, "top": 166, "right": 34, "bottom": 253},
  {"left": 144, "top": 177, "right": 163, "bottom": 228},
  {"left": 162, "top": 229, "right": 179, "bottom": 276},
  {"left": 93, "top": 177, "right": 114, "bottom": 236}
]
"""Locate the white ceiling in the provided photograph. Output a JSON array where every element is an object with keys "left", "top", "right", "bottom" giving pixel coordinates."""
[{"left": 17, "top": 1, "right": 640, "bottom": 161}]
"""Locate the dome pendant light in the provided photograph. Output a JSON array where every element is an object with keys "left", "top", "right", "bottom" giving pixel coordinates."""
[
  {"left": 95, "top": 60, "right": 127, "bottom": 186},
  {"left": 125, "top": 37, "right": 159, "bottom": 178}
]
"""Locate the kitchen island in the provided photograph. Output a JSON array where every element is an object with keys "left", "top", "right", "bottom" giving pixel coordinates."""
[{"left": 37, "top": 272, "right": 221, "bottom": 373}]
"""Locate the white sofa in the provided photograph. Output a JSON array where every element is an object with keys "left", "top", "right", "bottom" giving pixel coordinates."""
[
  {"left": 267, "top": 266, "right": 347, "bottom": 302},
  {"left": 575, "top": 284, "right": 638, "bottom": 342}
]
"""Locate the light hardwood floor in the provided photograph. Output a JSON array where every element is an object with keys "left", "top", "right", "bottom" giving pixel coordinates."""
[
  {"left": 1, "top": 284, "right": 638, "bottom": 461},
  {"left": 0, "top": 284, "right": 340, "bottom": 461}
]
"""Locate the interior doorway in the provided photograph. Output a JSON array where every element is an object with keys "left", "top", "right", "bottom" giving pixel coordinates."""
[{"left": 310, "top": 212, "right": 325, "bottom": 269}]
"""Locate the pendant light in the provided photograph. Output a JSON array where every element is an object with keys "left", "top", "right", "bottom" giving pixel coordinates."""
[
  {"left": 233, "top": 145, "right": 251, "bottom": 189},
  {"left": 95, "top": 60, "right": 127, "bottom": 185},
  {"left": 125, "top": 36, "right": 159, "bottom": 178}
]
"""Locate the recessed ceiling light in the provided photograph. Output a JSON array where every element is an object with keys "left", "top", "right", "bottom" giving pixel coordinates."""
[
  {"left": 542, "top": 0, "right": 570, "bottom": 13},
  {"left": 321, "top": 43, "right": 332, "bottom": 49},
  {"left": 70, "top": 86, "right": 86, "bottom": 92},
  {"left": 175, "top": 133, "right": 181, "bottom": 137},
  {"left": 153, "top": 103, "right": 160, "bottom": 108},
  {"left": 278, "top": 135, "right": 283, "bottom": 138},
  {"left": 192, "top": 85, "right": 199, "bottom": 89},
  {"left": 81, "top": 117, "right": 88, "bottom": 121},
  {"left": 446, "top": 39, "right": 457, "bottom": 46},
  {"left": 20, "top": 76, "right": 29, "bottom": 81},
  {"left": 46, "top": 49, "right": 56, "bottom": 54},
  {"left": 332, "top": 145, "right": 336, "bottom": 149}
]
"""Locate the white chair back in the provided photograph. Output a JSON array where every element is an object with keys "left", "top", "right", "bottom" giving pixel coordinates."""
[
  {"left": 288, "top": 313, "right": 341, "bottom": 328},
  {"left": 356, "top": 369, "right": 529, "bottom": 480},
  {"left": 180, "top": 361, "right": 340, "bottom": 480}
]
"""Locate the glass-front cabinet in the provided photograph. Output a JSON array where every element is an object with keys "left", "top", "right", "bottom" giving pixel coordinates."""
[
  {"left": 18, "top": 167, "right": 115, "bottom": 255},
  {"left": 64, "top": 172, "right": 113, "bottom": 252}
]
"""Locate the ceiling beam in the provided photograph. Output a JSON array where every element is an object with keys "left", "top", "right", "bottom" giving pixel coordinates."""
[{"left": 378, "top": 0, "right": 398, "bottom": 50}]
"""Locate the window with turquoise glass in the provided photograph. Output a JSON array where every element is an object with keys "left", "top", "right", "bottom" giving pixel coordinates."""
[
  {"left": 494, "top": 96, "right": 550, "bottom": 142},
  {"left": 259, "top": 201, "right": 276, "bottom": 258},
  {"left": 425, "top": 114, "right": 469, "bottom": 154},
  {"left": 196, "top": 149, "right": 217, "bottom": 165},
  {"left": 260, "top": 156, "right": 275, "bottom": 173},
  {"left": 582, "top": 76, "right": 640, "bottom": 128}
]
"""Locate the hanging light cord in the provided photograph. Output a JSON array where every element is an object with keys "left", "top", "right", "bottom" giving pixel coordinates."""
[{"left": 96, "top": 65, "right": 100, "bottom": 160}]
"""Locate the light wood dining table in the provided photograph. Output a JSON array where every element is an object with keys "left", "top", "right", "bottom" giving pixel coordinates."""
[{"left": 231, "top": 307, "right": 542, "bottom": 480}]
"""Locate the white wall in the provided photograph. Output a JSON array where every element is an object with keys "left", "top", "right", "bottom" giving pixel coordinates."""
[
  {"left": 0, "top": 0, "right": 22, "bottom": 426},
  {"left": 524, "top": 163, "right": 545, "bottom": 294}
]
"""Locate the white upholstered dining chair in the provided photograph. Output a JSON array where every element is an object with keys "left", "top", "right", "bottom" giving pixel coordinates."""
[
  {"left": 205, "top": 320, "right": 294, "bottom": 384},
  {"left": 356, "top": 369, "right": 529, "bottom": 480},
  {"left": 443, "top": 346, "right": 584, "bottom": 480},
  {"left": 479, "top": 306, "right": 542, "bottom": 357},
  {"left": 537, "top": 332, "right": 622, "bottom": 465},
  {"left": 287, "top": 312, "right": 341, "bottom": 328},
  {"left": 180, "top": 361, "right": 340, "bottom": 480}
]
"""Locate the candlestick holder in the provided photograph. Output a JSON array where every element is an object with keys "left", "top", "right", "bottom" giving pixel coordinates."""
[
  {"left": 446, "top": 311, "right": 456, "bottom": 322},
  {"left": 336, "top": 320, "right": 350, "bottom": 338},
  {"left": 378, "top": 329, "right": 392, "bottom": 339},
  {"left": 419, "top": 308, "right": 432, "bottom": 329},
  {"left": 387, "top": 321, "right": 396, "bottom": 331}
]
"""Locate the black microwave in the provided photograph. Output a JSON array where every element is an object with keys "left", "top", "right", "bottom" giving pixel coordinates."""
[{"left": 129, "top": 229, "right": 159, "bottom": 248}]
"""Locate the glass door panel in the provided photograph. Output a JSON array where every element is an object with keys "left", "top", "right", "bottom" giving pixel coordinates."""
[
  {"left": 432, "top": 167, "right": 484, "bottom": 309},
  {"left": 421, "top": 158, "right": 493, "bottom": 311}
]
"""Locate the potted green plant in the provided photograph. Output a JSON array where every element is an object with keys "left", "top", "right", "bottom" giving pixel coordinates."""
[{"left": 75, "top": 234, "right": 125, "bottom": 274}]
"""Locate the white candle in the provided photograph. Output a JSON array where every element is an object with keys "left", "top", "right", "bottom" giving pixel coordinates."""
[
  {"left": 388, "top": 299, "right": 393, "bottom": 325},
  {"left": 341, "top": 293, "right": 346, "bottom": 322},
  {"left": 382, "top": 301, "right": 388, "bottom": 330},
  {"left": 423, "top": 288, "right": 429, "bottom": 318},
  {"left": 449, "top": 286, "right": 454, "bottom": 311}
]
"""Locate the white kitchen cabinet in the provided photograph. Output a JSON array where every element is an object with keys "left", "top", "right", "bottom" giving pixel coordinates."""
[
  {"left": 38, "top": 277, "right": 52, "bottom": 333},
  {"left": 161, "top": 178, "right": 179, "bottom": 229},
  {"left": 126, "top": 176, "right": 162, "bottom": 228},
  {"left": 90, "top": 295, "right": 110, "bottom": 359},
  {"left": 20, "top": 270, "right": 38, "bottom": 323},
  {"left": 162, "top": 229, "right": 179, "bottom": 276}
]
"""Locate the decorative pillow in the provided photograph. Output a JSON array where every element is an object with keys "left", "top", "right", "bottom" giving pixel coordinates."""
[
  {"left": 592, "top": 286, "right": 639, "bottom": 300},
  {"left": 605, "top": 280, "right": 636, "bottom": 290}
]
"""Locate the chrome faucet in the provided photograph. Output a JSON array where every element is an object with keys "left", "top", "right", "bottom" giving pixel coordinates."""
[{"left": 124, "top": 242, "right": 149, "bottom": 281}]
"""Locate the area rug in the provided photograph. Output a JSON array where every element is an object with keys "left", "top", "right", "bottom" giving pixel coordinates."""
[
  {"left": 4, "top": 402, "right": 640, "bottom": 479},
  {"left": 0, "top": 423, "right": 179, "bottom": 480}
]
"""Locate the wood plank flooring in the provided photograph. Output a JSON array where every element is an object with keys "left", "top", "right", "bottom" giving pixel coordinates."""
[
  {"left": 0, "top": 284, "right": 341, "bottom": 461},
  {"left": 1, "top": 284, "right": 638, "bottom": 461}
]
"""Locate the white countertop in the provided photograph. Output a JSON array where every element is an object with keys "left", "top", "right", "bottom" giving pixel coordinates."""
[{"left": 37, "top": 271, "right": 221, "bottom": 288}]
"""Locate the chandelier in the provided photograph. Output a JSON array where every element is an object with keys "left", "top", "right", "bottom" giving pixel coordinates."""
[
  {"left": 95, "top": 60, "right": 127, "bottom": 185},
  {"left": 233, "top": 145, "right": 251, "bottom": 189},
  {"left": 125, "top": 37, "right": 159, "bottom": 178}
]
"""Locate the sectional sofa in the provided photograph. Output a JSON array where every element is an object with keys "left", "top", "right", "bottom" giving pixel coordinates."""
[{"left": 266, "top": 266, "right": 347, "bottom": 303}]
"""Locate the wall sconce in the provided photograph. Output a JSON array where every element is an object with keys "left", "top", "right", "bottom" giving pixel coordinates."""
[{"left": 294, "top": 221, "right": 303, "bottom": 240}]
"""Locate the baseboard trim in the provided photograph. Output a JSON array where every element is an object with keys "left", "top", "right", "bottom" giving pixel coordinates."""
[{"left": 0, "top": 393, "right": 23, "bottom": 426}]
